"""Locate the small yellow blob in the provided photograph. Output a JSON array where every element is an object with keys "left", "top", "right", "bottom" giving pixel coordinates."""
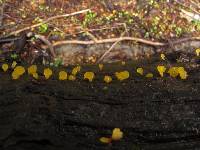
[
  {"left": 12, "top": 71, "right": 20, "bottom": 80},
  {"left": 112, "top": 128, "right": 123, "bottom": 141},
  {"left": 160, "top": 53, "right": 166, "bottom": 60},
  {"left": 98, "top": 64, "right": 104, "bottom": 71},
  {"left": 115, "top": 71, "right": 129, "bottom": 81},
  {"left": 145, "top": 73, "right": 153, "bottom": 78},
  {"left": 178, "top": 67, "right": 188, "bottom": 80},
  {"left": 11, "top": 61, "right": 17, "bottom": 69},
  {"left": 157, "top": 65, "right": 167, "bottom": 77},
  {"left": 84, "top": 72, "right": 95, "bottom": 82},
  {"left": 13, "top": 66, "right": 25, "bottom": 76},
  {"left": 99, "top": 137, "right": 112, "bottom": 144},
  {"left": 59, "top": 71, "right": 68, "bottom": 80},
  {"left": 195, "top": 48, "right": 200, "bottom": 56},
  {"left": 104, "top": 75, "right": 112, "bottom": 83},
  {"left": 179, "top": 71, "right": 188, "bottom": 80},
  {"left": 28, "top": 65, "right": 37, "bottom": 75},
  {"left": 68, "top": 74, "right": 76, "bottom": 81},
  {"left": 32, "top": 73, "right": 39, "bottom": 79},
  {"left": 136, "top": 68, "right": 143, "bottom": 75},
  {"left": 2, "top": 63, "right": 8, "bottom": 72},
  {"left": 72, "top": 66, "right": 81, "bottom": 76},
  {"left": 168, "top": 67, "right": 179, "bottom": 78},
  {"left": 121, "top": 61, "right": 126, "bottom": 65},
  {"left": 11, "top": 66, "right": 25, "bottom": 80},
  {"left": 43, "top": 68, "right": 53, "bottom": 79},
  {"left": 112, "top": 10, "right": 117, "bottom": 14}
]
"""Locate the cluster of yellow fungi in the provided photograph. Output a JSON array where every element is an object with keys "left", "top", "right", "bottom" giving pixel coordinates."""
[
  {"left": 157, "top": 65, "right": 188, "bottom": 79},
  {"left": 1, "top": 48, "right": 199, "bottom": 82},
  {"left": 100, "top": 128, "right": 123, "bottom": 144},
  {"left": 0, "top": 63, "right": 189, "bottom": 82},
  {"left": 12, "top": 66, "right": 25, "bottom": 80}
]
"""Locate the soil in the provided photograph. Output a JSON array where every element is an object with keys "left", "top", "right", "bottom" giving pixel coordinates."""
[{"left": 0, "top": 53, "right": 200, "bottom": 150}]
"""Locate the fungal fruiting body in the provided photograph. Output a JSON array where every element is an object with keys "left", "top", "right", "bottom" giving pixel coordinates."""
[
  {"left": 157, "top": 65, "right": 166, "bottom": 77},
  {"left": 115, "top": 71, "right": 129, "bottom": 81},
  {"left": 84, "top": 72, "right": 95, "bottom": 82},
  {"left": 43, "top": 68, "right": 53, "bottom": 79},
  {"left": 59, "top": 71, "right": 68, "bottom": 80}
]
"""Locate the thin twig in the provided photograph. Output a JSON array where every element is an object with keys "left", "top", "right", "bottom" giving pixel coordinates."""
[
  {"left": 85, "top": 31, "right": 98, "bottom": 43},
  {"left": 53, "top": 36, "right": 200, "bottom": 47},
  {"left": 53, "top": 36, "right": 166, "bottom": 47},
  {"left": 8, "top": 9, "right": 91, "bottom": 36},
  {"left": 96, "top": 38, "right": 121, "bottom": 63},
  {"left": 175, "top": 0, "right": 200, "bottom": 15},
  {"left": 96, "top": 31, "right": 126, "bottom": 63}
]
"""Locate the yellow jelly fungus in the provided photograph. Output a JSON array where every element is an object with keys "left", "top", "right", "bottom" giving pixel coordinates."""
[
  {"left": 177, "top": 67, "right": 185, "bottom": 73},
  {"left": 84, "top": 72, "right": 95, "bottom": 82},
  {"left": 2, "top": 63, "right": 8, "bottom": 72},
  {"left": 59, "top": 71, "right": 68, "bottom": 80},
  {"left": 72, "top": 66, "right": 81, "bottom": 76},
  {"left": 104, "top": 75, "right": 112, "bottom": 83},
  {"left": 32, "top": 73, "right": 39, "bottom": 79},
  {"left": 178, "top": 67, "right": 188, "bottom": 80},
  {"left": 136, "top": 68, "right": 143, "bottom": 75},
  {"left": 11, "top": 61, "right": 17, "bottom": 69},
  {"left": 112, "top": 128, "right": 123, "bottom": 141},
  {"left": 12, "top": 71, "right": 20, "bottom": 80},
  {"left": 160, "top": 53, "right": 166, "bottom": 60},
  {"left": 196, "top": 48, "right": 200, "bottom": 56},
  {"left": 121, "top": 61, "right": 126, "bottom": 65},
  {"left": 13, "top": 66, "right": 25, "bottom": 76},
  {"left": 43, "top": 68, "right": 53, "bottom": 79},
  {"left": 28, "top": 65, "right": 37, "bottom": 75},
  {"left": 179, "top": 71, "right": 188, "bottom": 80},
  {"left": 99, "top": 137, "right": 112, "bottom": 144},
  {"left": 98, "top": 64, "right": 103, "bottom": 71},
  {"left": 115, "top": 71, "right": 129, "bottom": 81},
  {"left": 145, "top": 73, "right": 153, "bottom": 78},
  {"left": 157, "top": 65, "right": 166, "bottom": 77},
  {"left": 68, "top": 74, "right": 76, "bottom": 81},
  {"left": 168, "top": 67, "right": 179, "bottom": 78}
]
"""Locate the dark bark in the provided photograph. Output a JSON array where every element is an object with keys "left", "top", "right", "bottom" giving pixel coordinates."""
[{"left": 0, "top": 61, "right": 200, "bottom": 150}]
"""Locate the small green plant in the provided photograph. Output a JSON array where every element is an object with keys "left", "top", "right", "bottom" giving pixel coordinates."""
[
  {"left": 38, "top": 23, "right": 48, "bottom": 33},
  {"left": 175, "top": 27, "right": 183, "bottom": 37},
  {"left": 38, "top": 5, "right": 49, "bottom": 11},
  {"left": 10, "top": 53, "right": 18, "bottom": 60},
  {"left": 191, "top": 20, "right": 200, "bottom": 31},
  {"left": 50, "top": 57, "right": 63, "bottom": 67},
  {"left": 82, "top": 11, "right": 97, "bottom": 27}
]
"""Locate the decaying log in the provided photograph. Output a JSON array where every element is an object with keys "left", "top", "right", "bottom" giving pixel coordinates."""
[{"left": 0, "top": 63, "right": 200, "bottom": 150}]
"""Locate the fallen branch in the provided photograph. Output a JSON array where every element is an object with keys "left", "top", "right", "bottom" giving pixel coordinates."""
[
  {"left": 53, "top": 36, "right": 166, "bottom": 47},
  {"left": 8, "top": 9, "right": 90, "bottom": 36},
  {"left": 53, "top": 36, "right": 200, "bottom": 47}
]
